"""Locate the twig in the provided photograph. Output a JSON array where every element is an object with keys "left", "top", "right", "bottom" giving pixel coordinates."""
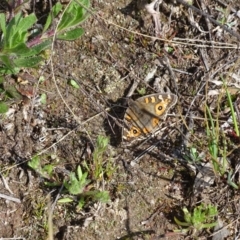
[
  {"left": 0, "top": 173, "right": 13, "bottom": 194},
  {"left": 176, "top": 0, "right": 240, "bottom": 41},
  {"left": 145, "top": 0, "right": 163, "bottom": 36},
  {"left": 156, "top": 57, "right": 179, "bottom": 94},
  {"left": 0, "top": 193, "right": 21, "bottom": 203}
]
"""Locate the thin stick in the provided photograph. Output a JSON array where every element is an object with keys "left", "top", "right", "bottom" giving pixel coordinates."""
[
  {"left": 176, "top": 0, "right": 240, "bottom": 41},
  {"left": 0, "top": 193, "right": 21, "bottom": 203}
]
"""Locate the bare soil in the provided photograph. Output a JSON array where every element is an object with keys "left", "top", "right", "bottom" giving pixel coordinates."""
[{"left": 0, "top": 0, "right": 240, "bottom": 239}]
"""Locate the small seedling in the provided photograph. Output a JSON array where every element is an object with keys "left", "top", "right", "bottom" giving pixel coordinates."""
[
  {"left": 206, "top": 105, "right": 229, "bottom": 176},
  {"left": 28, "top": 155, "right": 54, "bottom": 180},
  {"left": 86, "top": 135, "right": 116, "bottom": 181},
  {"left": 63, "top": 165, "right": 90, "bottom": 195},
  {"left": 174, "top": 204, "right": 218, "bottom": 233},
  {"left": 183, "top": 147, "right": 202, "bottom": 163},
  {"left": 60, "top": 165, "right": 110, "bottom": 209},
  {"left": 29, "top": 136, "right": 112, "bottom": 210},
  {"left": 137, "top": 87, "right": 146, "bottom": 95}
]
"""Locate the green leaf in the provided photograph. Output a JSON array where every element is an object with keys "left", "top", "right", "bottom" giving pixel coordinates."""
[
  {"left": 42, "top": 164, "right": 54, "bottom": 176},
  {"left": 13, "top": 56, "right": 43, "bottom": 68},
  {"left": 79, "top": 172, "right": 89, "bottom": 185},
  {"left": 71, "top": 1, "right": 90, "bottom": 26},
  {"left": 10, "top": 29, "right": 28, "bottom": 48},
  {"left": 18, "top": 13, "right": 37, "bottom": 33},
  {"left": 43, "top": 2, "right": 62, "bottom": 33},
  {"left": 57, "top": 2, "right": 76, "bottom": 31},
  {"left": 39, "top": 76, "right": 45, "bottom": 83},
  {"left": 64, "top": 166, "right": 90, "bottom": 195},
  {"left": 64, "top": 173, "right": 82, "bottom": 195},
  {"left": 174, "top": 217, "right": 191, "bottom": 227},
  {"left": 5, "top": 86, "right": 22, "bottom": 100},
  {"left": 58, "top": 198, "right": 73, "bottom": 203},
  {"left": 44, "top": 181, "right": 61, "bottom": 187},
  {"left": 0, "top": 76, "right": 4, "bottom": 84},
  {"left": 3, "top": 13, "right": 36, "bottom": 50},
  {"left": 70, "top": 0, "right": 90, "bottom": 27},
  {"left": 65, "top": 5, "right": 86, "bottom": 28},
  {"left": 77, "top": 165, "right": 83, "bottom": 180},
  {"left": 5, "top": 13, "right": 22, "bottom": 48},
  {"left": 83, "top": 190, "right": 110, "bottom": 203},
  {"left": 28, "top": 155, "right": 41, "bottom": 171},
  {"left": 25, "top": 40, "right": 52, "bottom": 57},
  {"left": 40, "top": 93, "right": 47, "bottom": 104},
  {"left": 137, "top": 87, "right": 146, "bottom": 95},
  {"left": 201, "top": 222, "right": 217, "bottom": 229},
  {"left": 0, "top": 102, "right": 8, "bottom": 113},
  {"left": 183, "top": 207, "right": 191, "bottom": 223},
  {"left": 77, "top": 197, "right": 85, "bottom": 209},
  {"left": 0, "top": 55, "right": 15, "bottom": 72},
  {"left": 227, "top": 171, "right": 239, "bottom": 189},
  {"left": 4, "top": 43, "right": 29, "bottom": 55},
  {"left": 57, "top": 28, "right": 84, "bottom": 41},
  {"left": 69, "top": 79, "right": 80, "bottom": 89},
  {"left": 96, "top": 135, "right": 109, "bottom": 153},
  {"left": 225, "top": 83, "right": 239, "bottom": 136},
  {"left": 0, "top": 13, "right": 6, "bottom": 36},
  {"left": 93, "top": 191, "right": 110, "bottom": 202},
  {"left": 0, "top": 67, "right": 16, "bottom": 75},
  {"left": 57, "top": 0, "right": 90, "bottom": 32}
]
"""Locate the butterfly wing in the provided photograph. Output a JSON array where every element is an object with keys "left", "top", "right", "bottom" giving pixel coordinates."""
[{"left": 122, "top": 93, "right": 177, "bottom": 140}]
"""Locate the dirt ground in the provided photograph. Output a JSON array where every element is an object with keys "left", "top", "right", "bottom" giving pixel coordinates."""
[{"left": 0, "top": 0, "right": 240, "bottom": 239}]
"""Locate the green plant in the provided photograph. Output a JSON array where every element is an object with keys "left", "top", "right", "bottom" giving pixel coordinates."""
[
  {"left": 183, "top": 147, "right": 202, "bottom": 163},
  {"left": 28, "top": 155, "right": 65, "bottom": 188},
  {"left": 224, "top": 80, "right": 239, "bottom": 136},
  {"left": 0, "top": 0, "right": 90, "bottom": 73},
  {"left": 205, "top": 104, "right": 230, "bottom": 175},
  {"left": 205, "top": 82, "right": 240, "bottom": 189},
  {"left": 28, "top": 155, "right": 54, "bottom": 180},
  {"left": 63, "top": 165, "right": 90, "bottom": 195},
  {"left": 28, "top": 156, "right": 110, "bottom": 210},
  {"left": 59, "top": 165, "right": 110, "bottom": 210},
  {"left": 84, "top": 135, "right": 115, "bottom": 181},
  {"left": 174, "top": 204, "right": 218, "bottom": 233},
  {"left": 0, "top": 0, "right": 90, "bottom": 113},
  {"left": 137, "top": 87, "right": 146, "bottom": 95},
  {"left": 216, "top": 7, "right": 229, "bottom": 25},
  {"left": 59, "top": 135, "right": 115, "bottom": 209},
  {"left": 227, "top": 170, "right": 239, "bottom": 189}
]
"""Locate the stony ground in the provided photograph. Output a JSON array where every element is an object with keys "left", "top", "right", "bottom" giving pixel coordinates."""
[{"left": 0, "top": 0, "right": 240, "bottom": 239}]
